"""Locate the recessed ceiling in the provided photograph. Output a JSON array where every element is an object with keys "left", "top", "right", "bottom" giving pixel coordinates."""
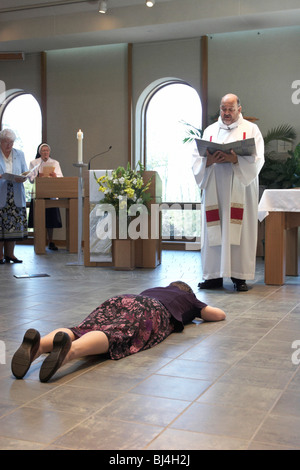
[{"left": 0, "top": 0, "right": 299, "bottom": 53}]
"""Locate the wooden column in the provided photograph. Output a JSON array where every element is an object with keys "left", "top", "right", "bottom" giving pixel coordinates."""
[
  {"left": 127, "top": 43, "right": 133, "bottom": 165},
  {"left": 41, "top": 52, "right": 47, "bottom": 142},
  {"left": 201, "top": 35, "right": 208, "bottom": 130}
]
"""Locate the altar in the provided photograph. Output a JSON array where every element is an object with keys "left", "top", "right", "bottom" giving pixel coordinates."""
[
  {"left": 258, "top": 189, "right": 300, "bottom": 285},
  {"left": 83, "top": 170, "right": 162, "bottom": 269}
]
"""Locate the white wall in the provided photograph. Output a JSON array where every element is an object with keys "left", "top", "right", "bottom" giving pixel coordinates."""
[
  {"left": 131, "top": 27, "right": 300, "bottom": 161},
  {"left": 132, "top": 38, "right": 202, "bottom": 164},
  {"left": 1, "top": 26, "right": 299, "bottom": 171},
  {"left": 0, "top": 25, "right": 299, "bottom": 174},
  {"left": 0, "top": 52, "right": 41, "bottom": 108},
  {"left": 46, "top": 44, "right": 128, "bottom": 176},
  {"left": 207, "top": 27, "right": 300, "bottom": 141},
  {"left": 132, "top": 38, "right": 202, "bottom": 102}
]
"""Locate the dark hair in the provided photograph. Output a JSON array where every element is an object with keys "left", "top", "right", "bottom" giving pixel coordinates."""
[
  {"left": 169, "top": 281, "right": 193, "bottom": 294},
  {"left": 35, "top": 143, "right": 42, "bottom": 159}
]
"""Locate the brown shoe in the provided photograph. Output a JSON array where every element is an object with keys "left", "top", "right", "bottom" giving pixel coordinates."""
[
  {"left": 11, "top": 329, "right": 40, "bottom": 379},
  {"left": 39, "top": 331, "right": 71, "bottom": 383}
]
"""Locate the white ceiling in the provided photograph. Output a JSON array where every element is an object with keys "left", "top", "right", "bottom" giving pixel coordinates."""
[{"left": 0, "top": 0, "right": 300, "bottom": 53}]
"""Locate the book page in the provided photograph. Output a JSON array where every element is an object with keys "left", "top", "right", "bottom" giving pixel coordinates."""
[
  {"left": 1, "top": 173, "right": 27, "bottom": 182},
  {"left": 195, "top": 137, "right": 256, "bottom": 157},
  {"left": 1, "top": 163, "right": 41, "bottom": 183},
  {"left": 41, "top": 166, "right": 55, "bottom": 176}
]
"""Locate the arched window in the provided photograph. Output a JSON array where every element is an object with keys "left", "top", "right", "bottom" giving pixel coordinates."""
[
  {"left": 0, "top": 90, "right": 42, "bottom": 166},
  {"left": 0, "top": 90, "right": 42, "bottom": 206},
  {"left": 141, "top": 81, "right": 202, "bottom": 244}
]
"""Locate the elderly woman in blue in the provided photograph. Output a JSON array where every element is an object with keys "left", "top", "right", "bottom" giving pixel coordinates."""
[{"left": 0, "top": 129, "right": 28, "bottom": 264}]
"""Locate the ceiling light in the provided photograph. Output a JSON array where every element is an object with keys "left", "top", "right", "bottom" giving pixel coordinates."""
[
  {"left": 99, "top": 1, "right": 107, "bottom": 13},
  {"left": 146, "top": 1, "right": 155, "bottom": 7}
]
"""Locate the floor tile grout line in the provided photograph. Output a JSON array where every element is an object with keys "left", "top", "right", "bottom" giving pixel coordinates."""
[
  {"left": 246, "top": 361, "right": 300, "bottom": 449},
  {"left": 1, "top": 249, "right": 300, "bottom": 449},
  {"left": 142, "top": 285, "right": 300, "bottom": 449}
]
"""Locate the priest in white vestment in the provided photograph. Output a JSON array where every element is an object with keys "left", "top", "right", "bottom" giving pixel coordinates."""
[{"left": 192, "top": 94, "right": 264, "bottom": 291}]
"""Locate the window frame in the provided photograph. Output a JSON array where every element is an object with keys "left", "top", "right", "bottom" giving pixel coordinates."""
[{"left": 138, "top": 79, "right": 202, "bottom": 244}]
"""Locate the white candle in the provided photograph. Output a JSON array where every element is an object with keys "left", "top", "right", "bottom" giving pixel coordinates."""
[{"left": 77, "top": 129, "right": 83, "bottom": 163}]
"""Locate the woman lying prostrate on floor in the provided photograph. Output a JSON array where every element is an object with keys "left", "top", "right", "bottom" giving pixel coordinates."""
[{"left": 11, "top": 281, "right": 226, "bottom": 383}]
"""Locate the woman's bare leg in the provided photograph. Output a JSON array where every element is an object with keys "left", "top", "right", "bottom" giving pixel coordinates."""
[
  {"left": 35, "top": 328, "right": 109, "bottom": 365},
  {"left": 63, "top": 331, "right": 109, "bottom": 364},
  {"left": 4, "top": 240, "right": 16, "bottom": 257},
  {"left": 34, "top": 328, "right": 76, "bottom": 359},
  {"left": 12, "top": 328, "right": 109, "bottom": 380}
]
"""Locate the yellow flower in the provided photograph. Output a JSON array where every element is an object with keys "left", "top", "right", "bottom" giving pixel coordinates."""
[
  {"left": 97, "top": 175, "right": 106, "bottom": 183},
  {"left": 136, "top": 178, "right": 143, "bottom": 189},
  {"left": 125, "top": 188, "right": 135, "bottom": 198},
  {"left": 94, "top": 162, "right": 151, "bottom": 215}
]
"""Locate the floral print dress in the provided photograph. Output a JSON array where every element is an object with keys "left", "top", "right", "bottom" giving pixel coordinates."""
[
  {"left": 69, "top": 294, "right": 175, "bottom": 359},
  {"left": 0, "top": 182, "right": 28, "bottom": 241}
]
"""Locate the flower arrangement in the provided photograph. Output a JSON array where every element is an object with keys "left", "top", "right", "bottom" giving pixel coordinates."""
[{"left": 94, "top": 162, "right": 152, "bottom": 215}]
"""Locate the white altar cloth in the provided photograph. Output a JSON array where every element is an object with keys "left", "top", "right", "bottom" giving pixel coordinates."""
[
  {"left": 258, "top": 189, "right": 300, "bottom": 222},
  {"left": 89, "top": 170, "right": 113, "bottom": 262}
]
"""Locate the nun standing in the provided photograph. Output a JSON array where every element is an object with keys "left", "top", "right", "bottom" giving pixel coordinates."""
[{"left": 29, "top": 143, "right": 63, "bottom": 251}]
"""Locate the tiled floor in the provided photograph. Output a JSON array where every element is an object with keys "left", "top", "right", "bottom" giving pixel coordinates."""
[{"left": 0, "top": 245, "right": 300, "bottom": 450}]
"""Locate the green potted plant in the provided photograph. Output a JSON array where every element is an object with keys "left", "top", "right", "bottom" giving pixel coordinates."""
[{"left": 259, "top": 124, "right": 298, "bottom": 189}]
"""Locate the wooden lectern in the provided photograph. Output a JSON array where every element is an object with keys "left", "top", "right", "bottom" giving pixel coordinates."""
[
  {"left": 84, "top": 170, "right": 162, "bottom": 268},
  {"left": 33, "top": 177, "right": 78, "bottom": 254}
]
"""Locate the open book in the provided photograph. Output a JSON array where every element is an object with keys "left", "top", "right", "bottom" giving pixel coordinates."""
[
  {"left": 40, "top": 165, "right": 55, "bottom": 176},
  {"left": 195, "top": 137, "right": 256, "bottom": 157},
  {"left": 1, "top": 163, "right": 40, "bottom": 183}
]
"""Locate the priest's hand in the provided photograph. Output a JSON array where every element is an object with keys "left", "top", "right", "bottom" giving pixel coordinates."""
[
  {"left": 206, "top": 149, "right": 238, "bottom": 166},
  {"left": 205, "top": 150, "right": 228, "bottom": 166},
  {"left": 223, "top": 149, "right": 238, "bottom": 164}
]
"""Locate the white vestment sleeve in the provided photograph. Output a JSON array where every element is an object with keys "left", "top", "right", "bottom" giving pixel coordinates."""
[{"left": 192, "top": 128, "right": 216, "bottom": 189}]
